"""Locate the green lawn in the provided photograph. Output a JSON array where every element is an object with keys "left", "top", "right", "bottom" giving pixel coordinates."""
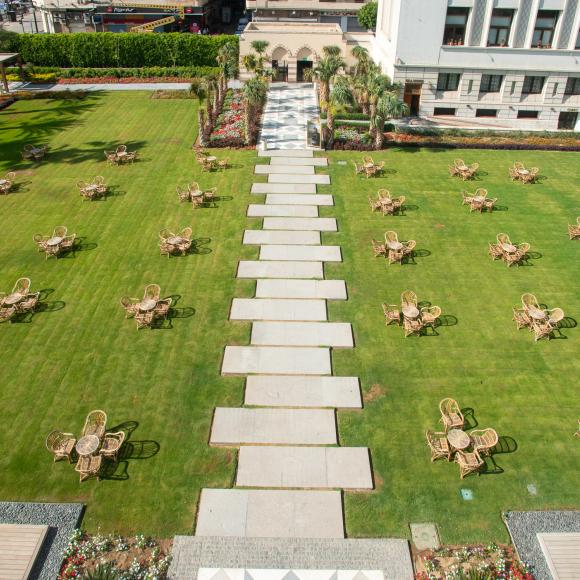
[
  {"left": 0, "top": 94, "right": 578, "bottom": 543},
  {"left": 0, "top": 92, "right": 258, "bottom": 535},
  {"left": 321, "top": 148, "right": 580, "bottom": 543}
]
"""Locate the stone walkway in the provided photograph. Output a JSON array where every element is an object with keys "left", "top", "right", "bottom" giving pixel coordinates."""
[{"left": 259, "top": 83, "right": 319, "bottom": 150}]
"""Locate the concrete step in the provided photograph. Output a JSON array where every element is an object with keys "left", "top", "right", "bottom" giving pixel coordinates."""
[
  {"left": 244, "top": 375, "right": 362, "bottom": 408},
  {"left": 268, "top": 174, "right": 330, "bottom": 185},
  {"left": 222, "top": 346, "right": 331, "bottom": 375},
  {"left": 256, "top": 165, "right": 315, "bottom": 175},
  {"left": 236, "top": 446, "right": 373, "bottom": 490},
  {"left": 251, "top": 183, "right": 317, "bottom": 195},
  {"left": 230, "top": 298, "right": 327, "bottom": 322},
  {"left": 265, "top": 194, "right": 333, "bottom": 206},
  {"left": 255, "top": 279, "right": 347, "bottom": 300},
  {"left": 260, "top": 245, "right": 341, "bottom": 262},
  {"left": 237, "top": 261, "right": 324, "bottom": 279},
  {"left": 194, "top": 489, "right": 344, "bottom": 538},
  {"left": 251, "top": 322, "right": 354, "bottom": 348},
  {"left": 263, "top": 217, "right": 337, "bottom": 232},
  {"left": 248, "top": 204, "right": 318, "bottom": 218},
  {"left": 258, "top": 150, "right": 314, "bottom": 158},
  {"left": 210, "top": 407, "right": 337, "bottom": 445},
  {"left": 270, "top": 157, "right": 328, "bottom": 166},
  {"left": 243, "top": 230, "right": 321, "bottom": 246}
]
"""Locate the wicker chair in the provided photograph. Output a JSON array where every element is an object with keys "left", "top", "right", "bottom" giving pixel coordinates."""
[
  {"left": 159, "top": 241, "right": 173, "bottom": 258},
  {"left": 154, "top": 297, "right": 173, "bottom": 320},
  {"left": 104, "top": 151, "right": 117, "bottom": 164},
  {"left": 568, "top": 218, "right": 580, "bottom": 240},
  {"left": 454, "top": 159, "right": 465, "bottom": 168},
  {"left": 378, "top": 189, "right": 390, "bottom": 200},
  {"left": 391, "top": 196, "right": 405, "bottom": 213},
  {"left": 202, "top": 187, "right": 217, "bottom": 205},
  {"left": 100, "top": 431, "right": 126, "bottom": 461},
  {"left": 426, "top": 429, "right": 451, "bottom": 462},
  {"left": 488, "top": 243, "right": 503, "bottom": 261},
  {"left": 12, "top": 278, "right": 31, "bottom": 296},
  {"left": 61, "top": 234, "right": 76, "bottom": 252},
  {"left": 82, "top": 410, "right": 107, "bottom": 440},
  {"left": 521, "top": 293, "right": 539, "bottom": 311},
  {"left": 75, "top": 454, "right": 102, "bottom": 483},
  {"left": 439, "top": 398, "right": 464, "bottom": 432},
  {"left": 159, "top": 228, "right": 173, "bottom": 241},
  {"left": 455, "top": 449, "right": 484, "bottom": 479},
  {"left": 388, "top": 249, "right": 403, "bottom": 265},
  {"left": 53, "top": 226, "right": 68, "bottom": 239},
  {"left": 404, "top": 316, "right": 423, "bottom": 337},
  {"left": 470, "top": 428, "right": 499, "bottom": 456},
  {"left": 144, "top": 284, "right": 161, "bottom": 302},
  {"left": 116, "top": 145, "right": 127, "bottom": 155},
  {"left": 354, "top": 162, "right": 364, "bottom": 175},
  {"left": 466, "top": 163, "right": 479, "bottom": 179},
  {"left": 371, "top": 239, "right": 387, "bottom": 257},
  {"left": 181, "top": 226, "right": 193, "bottom": 240},
  {"left": 524, "top": 167, "right": 539, "bottom": 183},
  {"left": 508, "top": 166, "right": 518, "bottom": 180},
  {"left": 45, "top": 430, "right": 76, "bottom": 462},
  {"left": 533, "top": 320, "right": 553, "bottom": 342},
  {"left": 33, "top": 234, "right": 48, "bottom": 252},
  {"left": 461, "top": 191, "right": 473, "bottom": 206},
  {"left": 449, "top": 164, "right": 460, "bottom": 177},
  {"left": 385, "top": 230, "right": 398, "bottom": 244},
  {"left": 369, "top": 197, "right": 382, "bottom": 213},
  {"left": 135, "top": 310, "right": 154, "bottom": 329},
  {"left": 470, "top": 197, "right": 485, "bottom": 212},
  {"left": 16, "top": 292, "right": 40, "bottom": 314},
  {"left": 403, "top": 239, "right": 416, "bottom": 257},
  {"left": 547, "top": 308, "right": 565, "bottom": 328},
  {"left": 401, "top": 290, "right": 417, "bottom": 309},
  {"left": 421, "top": 305, "right": 441, "bottom": 329},
  {"left": 120, "top": 296, "right": 139, "bottom": 318},
  {"left": 497, "top": 233, "right": 511, "bottom": 246},
  {"left": 382, "top": 303, "right": 400, "bottom": 326},
  {"left": 512, "top": 307, "right": 531, "bottom": 330},
  {"left": 484, "top": 197, "right": 497, "bottom": 212},
  {"left": 192, "top": 195, "right": 204, "bottom": 209},
  {"left": 177, "top": 186, "right": 190, "bottom": 203},
  {"left": 0, "top": 306, "right": 16, "bottom": 323},
  {"left": 217, "top": 158, "right": 229, "bottom": 170},
  {"left": 474, "top": 188, "right": 487, "bottom": 197}
]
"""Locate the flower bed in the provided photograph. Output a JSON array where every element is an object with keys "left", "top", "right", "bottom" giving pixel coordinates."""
[
  {"left": 208, "top": 89, "right": 246, "bottom": 148},
  {"left": 59, "top": 529, "right": 172, "bottom": 579},
  {"left": 414, "top": 542, "right": 533, "bottom": 580}
]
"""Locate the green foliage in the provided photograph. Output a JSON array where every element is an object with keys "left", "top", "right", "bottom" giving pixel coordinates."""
[
  {"left": 81, "top": 563, "right": 118, "bottom": 580},
  {"left": 4, "top": 33, "right": 238, "bottom": 68},
  {"left": 357, "top": 2, "right": 378, "bottom": 30}
]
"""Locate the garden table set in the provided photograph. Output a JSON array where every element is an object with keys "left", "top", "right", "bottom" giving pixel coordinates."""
[
  {"left": 0, "top": 171, "right": 16, "bottom": 194},
  {"left": 488, "top": 233, "right": 530, "bottom": 267},
  {"left": 449, "top": 158, "right": 479, "bottom": 180},
  {"left": 120, "top": 284, "right": 172, "bottom": 329},
  {"left": 512, "top": 292, "right": 564, "bottom": 341},
  {"left": 159, "top": 227, "right": 193, "bottom": 257},
  {"left": 355, "top": 156, "right": 385, "bottom": 178},
  {"left": 461, "top": 188, "right": 497, "bottom": 213},
  {"left": 568, "top": 217, "right": 580, "bottom": 240},
  {"left": 77, "top": 176, "right": 108, "bottom": 200},
  {"left": 177, "top": 182, "right": 216, "bottom": 208},
  {"left": 45, "top": 410, "right": 126, "bottom": 482},
  {"left": 0, "top": 277, "right": 40, "bottom": 323},
  {"left": 371, "top": 231, "right": 416, "bottom": 265},
  {"left": 426, "top": 398, "right": 499, "bottom": 479},
  {"left": 195, "top": 146, "right": 229, "bottom": 172},
  {"left": 382, "top": 290, "right": 441, "bottom": 337},
  {"left": 22, "top": 144, "right": 48, "bottom": 162},
  {"left": 368, "top": 189, "right": 405, "bottom": 216},
  {"left": 105, "top": 145, "right": 137, "bottom": 165},
  {"left": 509, "top": 162, "right": 539, "bottom": 183},
  {"left": 33, "top": 226, "right": 76, "bottom": 259}
]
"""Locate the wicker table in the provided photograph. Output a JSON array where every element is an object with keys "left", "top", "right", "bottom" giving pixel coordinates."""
[
  {"left": 501, "top": 243, "right": 517, "bottom": 253},
  {"left": 3, "top": 293, "right": 23, "bottom": 306},
  {"left": 528, "top": 307, "right": 547, "bottom": 321},
  {"left": 387, "top": 241, "right": 403, "bottom": 251},
  {"left": 447, "top": 429, "right": 470, "bottom": 451},
  {"left": 46, "top": 236, "right": 63, "bottom": 247},
  {"left": 167, "top": 236, "right": 184, "bottom": 245},
  {"left": 139, "top": 298, "right": 157, "bottom": 312},
  {"left": 402, "top": 304, "right": 419, "bottom": 319},
  {"left": 75, "top": 434, "right": 100, "bottom": 456}
]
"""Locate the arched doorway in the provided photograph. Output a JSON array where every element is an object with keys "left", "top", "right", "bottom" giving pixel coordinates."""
[
  {"left": 271, "top": 46, "right": 289, "bottom": 82},
  {"left": 296, "top": 47, "right": 315, "bottom": 82}
]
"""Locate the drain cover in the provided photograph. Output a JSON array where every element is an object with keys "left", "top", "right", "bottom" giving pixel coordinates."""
[
  {"left": 460, "top": 488, "right": 473, "bottom": 501},
  {"left": 527, "top": 484, "right": 537, "bottom": 495}
]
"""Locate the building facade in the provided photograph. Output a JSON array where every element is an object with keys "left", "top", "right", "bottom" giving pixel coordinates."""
[
  {"left": 246, "top": 0, "right": 373, "bottom": 32},
  {"left": 372, "top": 0, "right": 580, "bottom": 130}
]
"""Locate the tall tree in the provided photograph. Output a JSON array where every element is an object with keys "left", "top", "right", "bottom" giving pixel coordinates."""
[
  {"left": 242, "top": 76, "right": 268, "bottom": 145},
  {"left": 216, "top": 42, "right": 239, "bottom": 107},
  {"left": 313, "top": 53, "right": 345, "bottom": 110},
  {"left": 325, "top": 76, "right": 353, "bottom": 149},
  {"left": 322, "top": 45, "right": 342, "bottom": 58},
  {"left": 373, "top": 91, "right": 409, "bottom": 150}
]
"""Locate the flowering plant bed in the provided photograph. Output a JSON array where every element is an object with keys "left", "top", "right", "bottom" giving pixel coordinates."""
[
  {"left": 208, "top": 89, "right": 246, "bottom": 148},
  {"left": 414, "top": 542, "right": 533, "bottom": 580},
  {"left": 59, "top": 529, "right": 172, "bottom": 579}
]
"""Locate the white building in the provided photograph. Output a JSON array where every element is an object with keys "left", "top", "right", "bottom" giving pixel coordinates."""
[{"left": 372, "top": 0, "right": 580, "bottom": 130}]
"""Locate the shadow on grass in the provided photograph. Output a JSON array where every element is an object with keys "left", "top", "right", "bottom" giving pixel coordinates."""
[
  {"left": 49, "top": 140, "right": 148, "bottom": 166},
  {"left": 493, "top": 205, "right": 508, "bottom": 212},
  {"left": 462, "top": 408, "right": 478, "bottom": 430},
  {"left": 192, "top": 238, "right": 212, "bottom": 255}
]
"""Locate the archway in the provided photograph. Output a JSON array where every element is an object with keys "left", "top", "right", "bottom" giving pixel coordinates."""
[
  {"left": 296, "top": 47, "right": 315, "bottom": 82},
  {"left": 271, "top": 46, "right": 290, "bottom": 82}
]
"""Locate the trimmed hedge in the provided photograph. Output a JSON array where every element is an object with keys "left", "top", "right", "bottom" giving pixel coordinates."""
[{"left": 4, "top": 33, "right": 238, "bottom": 68}]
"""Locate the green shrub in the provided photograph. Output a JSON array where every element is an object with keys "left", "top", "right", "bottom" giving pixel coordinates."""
[
  {"left": 4, "top": 33, "right": 238, "bottom": 68},
  {"left": 357, "top": 2, "right": 378, "bottom": 30}
]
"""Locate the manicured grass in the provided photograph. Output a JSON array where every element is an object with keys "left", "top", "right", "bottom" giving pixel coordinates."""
[
  {"left": 321, "top": 148, "right": 580, "bottom": 543},
  {"left": 0, "top": 92, "right": 258, "bottom": 535}
]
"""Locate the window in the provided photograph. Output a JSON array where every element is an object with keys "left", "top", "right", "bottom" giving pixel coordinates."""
[
  {"left": 476, "top": 109, "right": 498, "bottom": 117},
  {"left": 437, "top": 73, "right": 461, "bottom": 91},
  {"left": 564, "top": 77, "right": 580, "bottom": 95},
  {"left": 480, "top": 74, "right": 503, "bottom": 93},
  {"left": 487, "top": 9, "right": 514, "bottom": 46},
  {"left": 443, "top": 8, "right": 469, "bottom": 45},
  {"left": 433, "top": 107, "right": 456, "bottom": 116},
  {"left": 532, "top": 10, "right": 559, "bottom": 48},
  {"left": 517, "top": 110, "right": 539, "bottom": 119},
  {"left": 522, "top": 76, "right": 545, "bottom": 95}
]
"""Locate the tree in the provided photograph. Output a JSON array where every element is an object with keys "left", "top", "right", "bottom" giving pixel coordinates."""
[
  {"left": 242, "top": 76, "right": 268, "bottom": 145},
  {"left": 373, "top": 91, "right": 409, "bottom": 150},
  {"left": 365, "top": 69, "right": 393, "bottom": 138},
  {"left": 351, "top": 45, "right": 372, "bottom": 77},
  {"left": 244, "top": 41, "right": 270, "bottom": 79},
  {"left": 357, "top": 2, "right": 378, "bottom": 30},
  {"left": 324, "top": 76, "right": 354, "bottom": 149},
  {"left": 312, "top": 53, "right": 345, "bottom": 110},
  {"left": 322, "top": 45, "right": 342, "bottom": 58},
  {"left": 216, "top": 42, "right": 239, "bottom": 107}
]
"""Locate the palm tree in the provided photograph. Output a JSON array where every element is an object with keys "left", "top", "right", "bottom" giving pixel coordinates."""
[
  {"left": 217, "top": 42, "right": 239, "bottom": 107},
  {"left": 325, "top": 76, "right": 353, "bottom": 149},
  {"left": 243, "top": 76, "right": 268, "bottom": 145},
  {"left": 373, "top": 91, "right": 409, "bottom": 150},
  {"left": 190, "top": 79, "right": 211, "bottom": 144},
  {"left": 250, "top": 40, "right": 270, "bottom": 78},
  {"left": 313, "top": 54, "right": 345, "bottom": 109},
  {"left": 351, "top": 45, "right": 372, "bottom": 77},
  {"left": 365, "top": 69, "right": 393, "bottom": 138},
  {"left": 323, "top": 45, "right": 342, "bottom": 57}
]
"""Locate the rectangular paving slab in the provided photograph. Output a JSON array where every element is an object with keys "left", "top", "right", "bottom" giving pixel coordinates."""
[
  {"left": 266, "top": 194, "right": 333, "bottom": 206},
  {"left": 244, "top": 375, "right": 362, "bottom": 408},
  {"left": 251, "top": 183, "right": 317, "bottom": 194},
  {"left": 268, "top": 174, "right": 330, "bottom": 185},
  {"left": 263, "top": 217, "right": 337, "bottom": 232},
  {"left": 247, "top": 204, "right": 318, "bottom": 218},
  {"left": 236, "top": 446, "right": 373, "bottom": 490},
  {"left": 260, "top": 245, "right": 341, "bottom": 262},
  {"left": 195, "top": 489, "right": 344, "bottom": 538},
  {"left": 237, "top": 261, "right": 323, "bottom": 279},
  {"left": 270, "top": 157, "right": 328, "bottom": 166},
  {"left": 258, "top": 150, "right": 314, "bottom": 158},
  {"left": 222, "top": 346, "right": 331, "bottom": 375},
  {"left": 243, "top": 230, "right": 321, "bottom": 246},
  {"left": 230, "top": 298, "right": 327, "bottom": 321},
  {"left": 251, "top": 322, "right": 354, "bottom": 347},
  {"left": 210, "top": 407, "right": 337, "bottom": 445},
  {"left": 256, "top": 279, "right": 347, "bottom": 300},
  {"left": 255, "top": 165, "right": 315, "bottom": 175}
]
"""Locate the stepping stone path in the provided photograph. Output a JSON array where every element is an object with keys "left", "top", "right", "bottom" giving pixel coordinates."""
[{"left": 196, "top": 85, "right": 372, "bottom": 541}]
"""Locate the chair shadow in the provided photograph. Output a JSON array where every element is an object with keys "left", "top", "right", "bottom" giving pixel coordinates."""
[
  {"left": 438, "top": 314, "right": 458, "bottom": 327},
  {"left": 5, "top": 181, "right": 32, "bottom": 194},
  {"left": 108, "top": 420, "right": 139, "bottom": 438},
  {"left": 36, "top": 300, "right": 66, "bottom": 313},
  {"left": 481, "top": 455, "right": 504, "bottom": 476},
  {"left": 106, "top": 185, "right": 126, "bottom": 198},
  {"left": 165, "top": 294, "right": 181, "bottom": 307},
  {"left": 215, "top": 195, "right": 233, "bottom": 202},
  {"left": 559, "top": 317, "right": 577, "bottom": 329},
  {"left": 100, "top": 460, "right": 129, "bottom": 481},
  {"left": 120, "top": 440, "right": 160, "bottom": 460},
  {"left": 493, "top": 205, "right": 508, "bottom": 212},
  {"left": 38, "top": 288, "right": 55, "bottom": 301},
  {"left": 192, "top": 238, "right": 212, "bottom": 255},
  {"left": 168, "top": 306, "right": 196, "bottom": 319},
  {"left": 494, "top": 436, "right": 518, "bottom": 454},
  {"left": 526, "top": 251, "right": 542, "bottom": 260},
  {"left": 402, "top": 204, "right": 419, "bottom": 212},
  {"left": 74, "top": 238, "right": 98, "bottom": 253},
  {"left": 413, "top": 248, "right": 431, "bottom": 258},
  {"left": 461, "top": 408, "right": 478, "bottom": 430}
]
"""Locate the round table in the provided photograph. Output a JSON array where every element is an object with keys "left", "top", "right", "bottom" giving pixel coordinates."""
[
  {"left": 447, "top": 429, "right": 470, "bottom": 450},
  {"left": 75, "top": 434, "right": 100, "bottom": 456},
  {"left": 3, "top": 293, "right": 23, "bottom": 305},
  {"left": 387, "top": 241, "right": 403, "bottom": 251},
  {"left": 0, "top": 179, "right": 7, "bottom": 186},
  {"left": 457, "top": 165, "right": 468, "bottom": 172},
  {"left": 473, "top": 196, "right": 485, "bottom": 203},
  {"left": 190, "top": 191, "right": 203, "bottom": 198},
  {"left": 167, "top": 236, "right": 184, "bottom": 245},
  {"left": 518, "top": 169, "right": 530, "bottom": 176},
  {"left": 528, "top": 307, "right": 547, "bottom": 321},
  {"left": 206, "top": 156, "right": 217, "bottom": 162},
  {"left": 85, "top": 184, "right": 98, "bottom": 191},
  {"left": 139, "top": 298, "right": 157, "bottom": 312},
  {"left": 117, "top": 151, "right": 127, "bottom": 158},
  {"left": 501, "top": 243, "right": 517, "bottom": 253},
  {"left": 402, "top": 304, "right": 419, "bottom": 319},
  {"left": 46, "top": 236, "right": 63, "bottom": 247}
]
